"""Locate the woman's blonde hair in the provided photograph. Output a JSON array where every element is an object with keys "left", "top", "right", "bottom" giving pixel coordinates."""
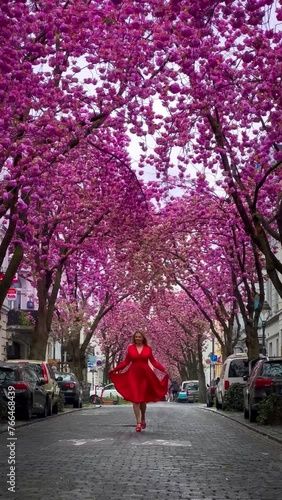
[{"left": 132, "top": 330, "right": 148, "bottom": 345}]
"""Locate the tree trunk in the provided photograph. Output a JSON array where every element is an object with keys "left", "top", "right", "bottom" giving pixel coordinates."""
[
  {"left": 103, "top": 348, "right": 110, "bottom": 384},
  {"left": 245, "top": 323, "right": 260, "bottom": 360},
  {"left": 29, "top": 279, "right": 49, "bottom": 360},
  {"left": 66, "top": 338, "right": 86, "bottom": 381},
  {"left": 221, "top": 331, "right": 233, "bottom": 362},
  {"left": 197, "top": 335, "right": 206, "bottom": 404},
  {"left": 186, "top": 351, "right": 198, "bottom": 379},
  {"left": 29, "top": 322, "right": 49, "bottom": 360},
  {"left": 178, "top": 364, "right": 187, "bottom": 381}
]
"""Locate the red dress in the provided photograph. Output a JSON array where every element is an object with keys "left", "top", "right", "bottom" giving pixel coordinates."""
[{"left": 109, "top": 344, "right": 169, "bottom": 403}]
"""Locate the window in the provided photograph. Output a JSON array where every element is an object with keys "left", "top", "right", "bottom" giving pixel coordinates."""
[
  {"left": 28, "top": 363, "right": 43, "bottom": 378},
  {"left": 228, "top": 359, "right": 249, "bottom": 378},
  {"left": 0, "top": 368, "right": 16, "bottom": 383},
  {"left": 26, "top": 368, "right": 38, "bottom": 382},
  {"left": 269, "top": 342, "right": 273, "bottom": 357},
  {"left": 23, "top": 368, "right": 37, "bottom": 383},
  {"left": 186, "top": 383, "right": 199, "bottom": 391},
  {"left": 55, "top": 373, "right": 75, "bottom": 381},
  {"left": 262, "top": 361, "right": 282, "bottom": 377}
]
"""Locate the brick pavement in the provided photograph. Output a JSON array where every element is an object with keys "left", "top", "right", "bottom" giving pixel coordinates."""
[
  {"left": 205, "top": 407, "right": 282, "bottom": 445},
  {"left": 0, "top": 408, "right": 80, "bottom": 435},
  {"left": 0, "top": 403, "right": 282, "bottom": 500}
]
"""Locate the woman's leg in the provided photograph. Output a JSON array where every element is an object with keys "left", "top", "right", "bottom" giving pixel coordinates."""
[
  {"left": 133, "top": 403, "right": 141, "bottom": 424},
  {"left": 140, "top": 403, "right": 147, "bottom": 423}
]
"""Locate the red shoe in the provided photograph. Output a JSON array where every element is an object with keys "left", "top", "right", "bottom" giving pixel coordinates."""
[
  {"left": 136, "top": 423, "right": 142, "bottom": 432},
  {"left": 141, "top": 421, "right": 146, "bottom": 429}
]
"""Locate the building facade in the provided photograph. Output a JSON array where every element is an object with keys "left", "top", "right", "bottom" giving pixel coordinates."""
[{"left": 265, "top": 275, "right": 282, "bottom": 358}]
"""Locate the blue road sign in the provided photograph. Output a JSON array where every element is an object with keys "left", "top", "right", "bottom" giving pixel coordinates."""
[
  {"left": 96, "top": 360, "right": 102, "bottom": 367},
  {"left": 87, "top": 361, "right": 94, "bottom": 368},
  {"left": 210, "top": 354, "right": 218, "bottom": 362}
]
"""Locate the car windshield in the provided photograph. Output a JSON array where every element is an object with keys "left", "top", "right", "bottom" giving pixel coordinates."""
[
  {"left": 262, "top": 361, "right": 282, "bottom": 377},
  {"left": 228, "top": 360, "right": 249, "bottom": 378},
  {"left": 26, "top": 363, "right": 43, "bottom": 378},
  {"left": 186, "top": 383, "right": 199, "bottom": 391},
  {"left": 0, "top": 368, "right": 16, "bottom": 383}
]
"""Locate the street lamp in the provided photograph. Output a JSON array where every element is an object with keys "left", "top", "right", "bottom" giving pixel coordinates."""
[{"left": 261, "top": 301, "right": 271, "bottom": 355}]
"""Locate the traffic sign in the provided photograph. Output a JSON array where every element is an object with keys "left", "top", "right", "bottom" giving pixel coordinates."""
[
  {"left": 0, "top": 273, "right": 18, "bottom": 283},
  {"left": 96, "top": 360, "right": 102, "bottom": 367},
  {"left": 7, "top": 288, "right": 17, "bottom": 300},
  {"left": 87, "top": 361, "right": 94, "bottom": 368},
  {"left": 209, "top": 354, "right": 218, "bottom": 362}
]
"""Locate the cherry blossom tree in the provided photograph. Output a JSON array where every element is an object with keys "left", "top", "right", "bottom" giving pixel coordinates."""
[
  {"left": 96, "top": 301, "right": 149, "bottom": 383},
  {"left": 146, "top": 0, "right": 282, "bottom": 296},
  {"left": 148, "top": 291, "right": 208, "bottom": 401},
  {"left": 0, "top": 0, "right": 171, "bottom": 306}
]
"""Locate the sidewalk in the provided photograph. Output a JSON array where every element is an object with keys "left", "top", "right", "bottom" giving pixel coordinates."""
[
  {"left": 205, "top": 406, "right": 282, "bottom": 445},
  {"left": 0, "top": 407, "right": 81, "bottom": 434}
]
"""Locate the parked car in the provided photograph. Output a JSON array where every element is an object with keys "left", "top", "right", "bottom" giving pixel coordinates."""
[
  {"left": 55, "top": 372, "right": 84, "bottom": 408},
  {"left": 90, "top": 383, "right": 123, "bottom": 401},
  {"left": 206, "top": 377, "right": 220, "bottom": 407},
  {"left": 186, "top": 381, "right": 199, "bottom": 402},
  {"left": 215, "top": 354, "right": 249, "bottom": 410},
  {"left": 181, "top": 379, "right": 198, "bottom": 391},
  {"left": 176, "top": 388, "right": 189, "bottom": 403},
  {"left": 243, "top": 357, "right": 282, "bottom": 422},
  {"left": 0, "top": 362, "right": 48, "bottom": 420},
  {"left": 8, "top": 360, "right": 60, "bottom": 415}
]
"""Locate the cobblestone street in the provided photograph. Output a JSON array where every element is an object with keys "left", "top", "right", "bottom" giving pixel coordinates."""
[{"left": 0, "top": 403, "right": 282, "bottom": 500}]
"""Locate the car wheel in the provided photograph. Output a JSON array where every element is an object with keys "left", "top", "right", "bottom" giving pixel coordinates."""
[
  {"left": 39, "top": 398, "right": 48, "bottom": 418},
  {"left": 244, "top": 406, "right": 249, "bottom": 419},
  {"left": 249, "top": 402, "right": 257, "bottom": 423},
  {"left": 21, "top": 400, "right": 33, "bottom": 421},
  {"left": 216, "top": 397, "right": 222, "bottom": 410},
  {"left": 52, "top": 401, "right": 59, "bottom": 414},
  {"left": 73, "top": 398, "right": 80, "bottom": 408},
  {"left": 47, "top": 397, "right": 53, "bottom": 417}
]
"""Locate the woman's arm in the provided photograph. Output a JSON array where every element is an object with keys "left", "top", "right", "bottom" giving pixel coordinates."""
[
  {"left": 110, "top": 349, "right": 130, "bottom": 372},
  {"left": 148, "top": 347, "right": 166, "bottom": 372}
]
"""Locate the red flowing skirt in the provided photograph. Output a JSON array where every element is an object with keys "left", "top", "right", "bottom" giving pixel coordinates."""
[{"left": 109, "top": 362, "right": 168, "bottom": 403}]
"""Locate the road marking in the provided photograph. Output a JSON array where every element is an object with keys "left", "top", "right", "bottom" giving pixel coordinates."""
[
  {"left": 58, "top": 438, "right": 114, "bottom": 446},
  {"left": 133, "top": 439, "right": 192, "bottom": 447}
]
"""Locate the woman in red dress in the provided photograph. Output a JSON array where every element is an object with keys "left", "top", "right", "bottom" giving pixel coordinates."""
[{"left": 109, "top": 331, "right": 168, "bottom": 432}]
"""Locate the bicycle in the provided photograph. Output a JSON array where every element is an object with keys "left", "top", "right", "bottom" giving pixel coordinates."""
[{"left": 89, "top": 394, "right": 102, "bottom": 408}]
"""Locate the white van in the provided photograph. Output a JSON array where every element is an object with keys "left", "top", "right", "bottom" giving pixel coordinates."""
[
  {"left": 215, "top": 353, "right": 249, "bottom": 409},
  {"left": 181, "top": 379, "right": 198, "bottom": 391}
]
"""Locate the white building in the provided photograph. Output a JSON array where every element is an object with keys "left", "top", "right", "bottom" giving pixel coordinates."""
[
  {"left": 0, "top": 223, "right": 38, "bottom": 361},
  {"left": 265, "top": 276, "right": 282, "bottom": 357}
]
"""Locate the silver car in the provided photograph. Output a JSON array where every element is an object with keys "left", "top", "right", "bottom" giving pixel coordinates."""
[{"left": 184, "top": 381, "right": 199, "bottom": 403}]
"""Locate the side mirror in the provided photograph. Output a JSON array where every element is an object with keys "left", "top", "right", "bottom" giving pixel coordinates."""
[
  {"left": 243, "top": 375, "right": 249, "bottom": 382},
  {"left": 207, "top": 384, "right": 210, "bottom": 388},
  {"left": 56, "top": 376, "right": 63, "bottom": 382}
]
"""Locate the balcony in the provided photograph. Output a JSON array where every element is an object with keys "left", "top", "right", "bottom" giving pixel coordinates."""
[{"left": 7, "top": 309, "right": 38, "bottom": 332}]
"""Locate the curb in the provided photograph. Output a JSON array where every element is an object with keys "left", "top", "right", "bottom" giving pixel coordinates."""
[
  {"left": 204, "top": 407, "right": 282, "bottom": 446},
  {"left": 0, "top": 407, "right": 83, "bottom": 435}
]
